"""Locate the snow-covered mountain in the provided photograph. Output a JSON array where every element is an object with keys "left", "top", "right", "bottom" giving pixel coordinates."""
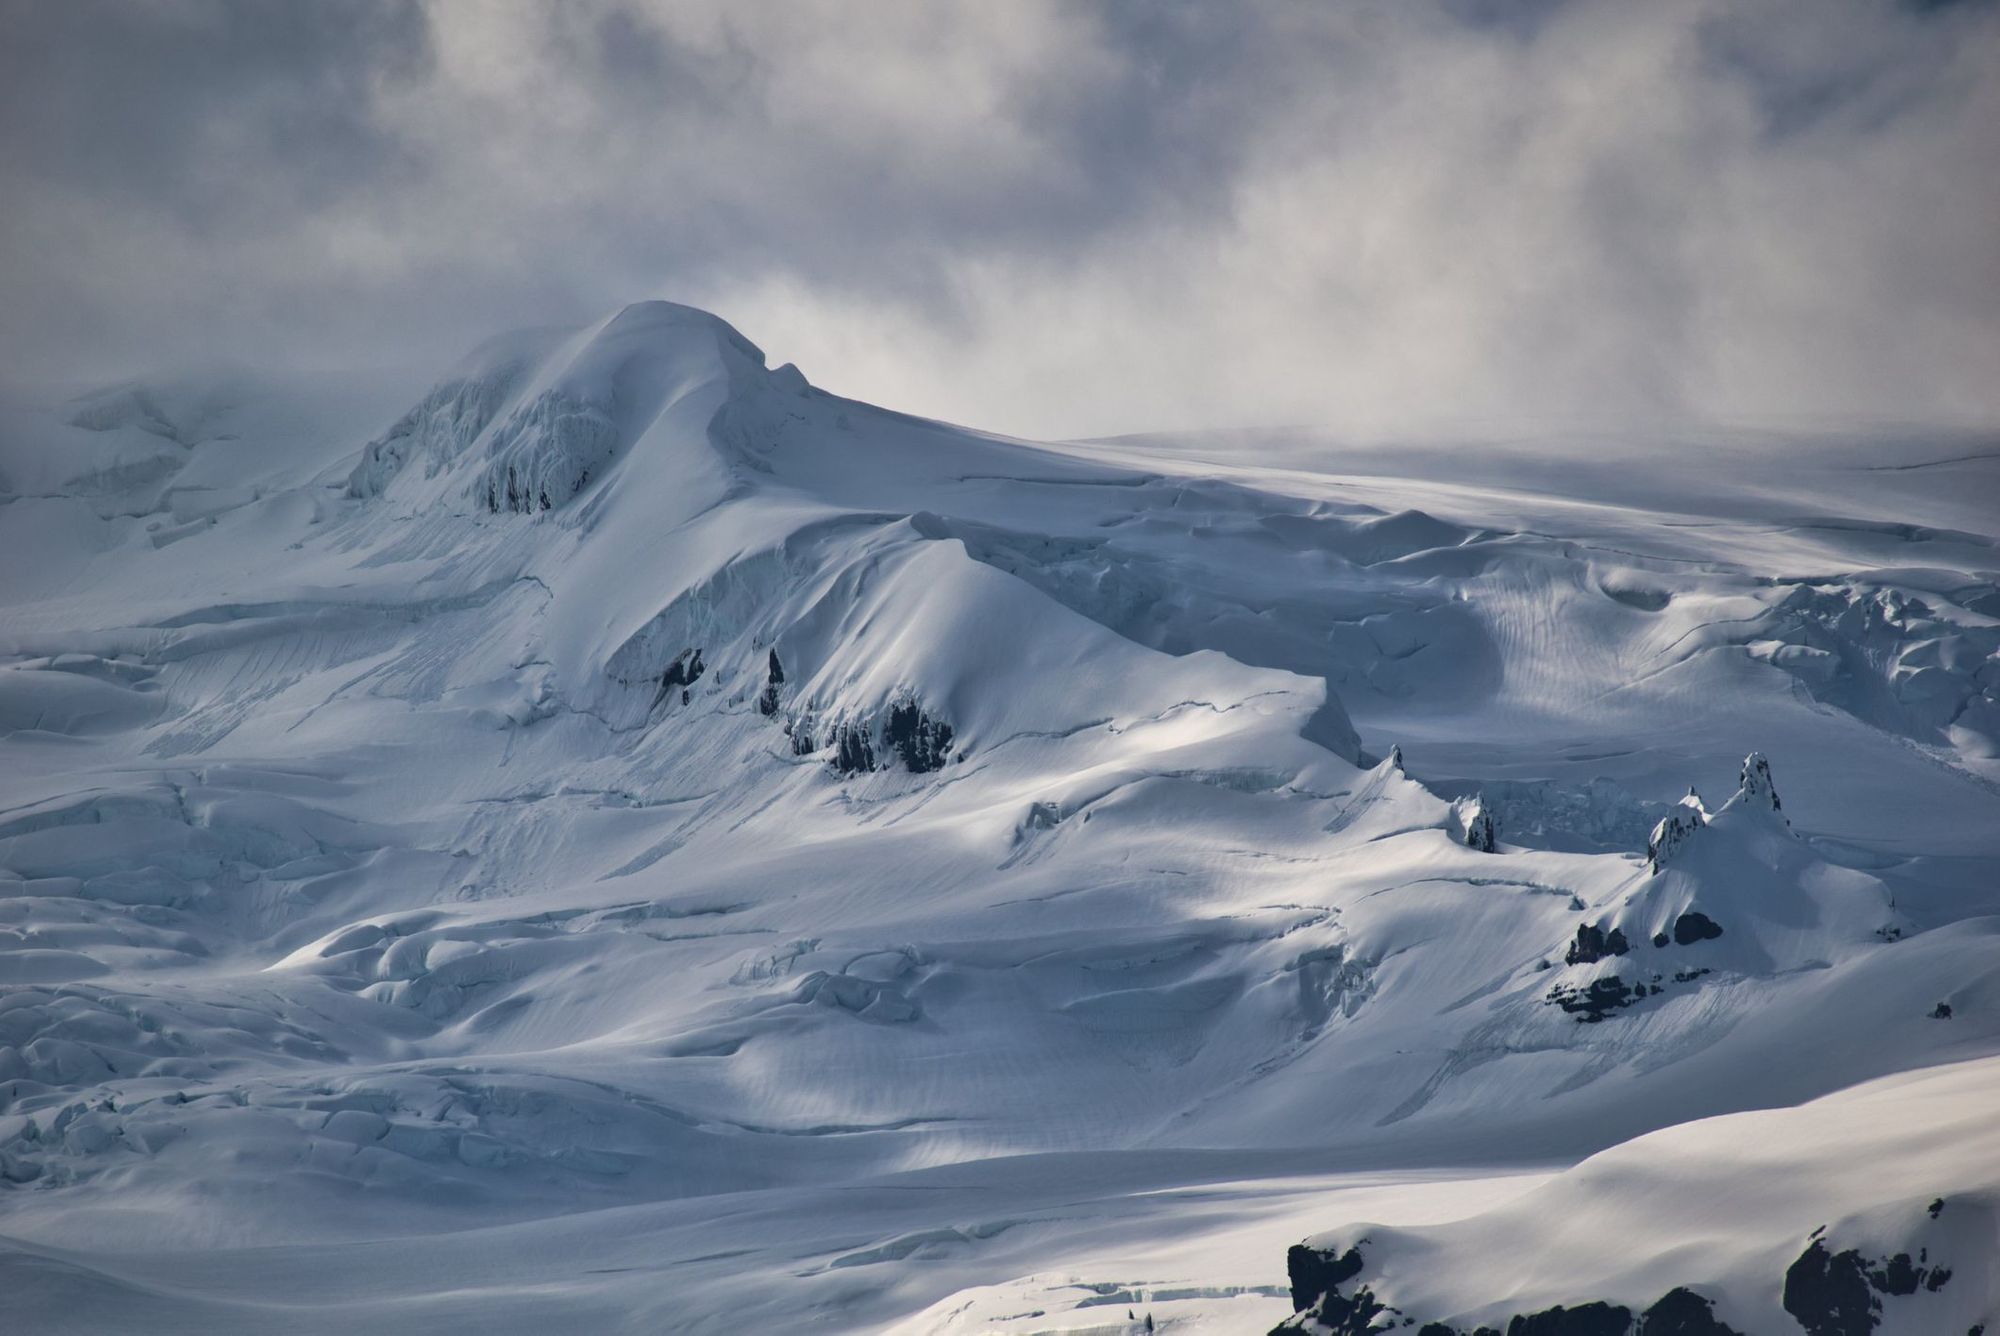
[{"left": 1, "top": 302, "right": 1995, "bottom": 1334}]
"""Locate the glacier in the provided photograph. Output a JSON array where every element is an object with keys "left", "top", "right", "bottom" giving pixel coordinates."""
[{"left": 1, "top": 301, "right": 1996, "bottom": 1333}]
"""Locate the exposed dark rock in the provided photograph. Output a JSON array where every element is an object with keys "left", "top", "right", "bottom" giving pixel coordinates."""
[
  {"left": 1671, "top": 912, "right": 1723, "bottom": 946},
  {"left": 651, "top": 648, "right": 704, "bottom": 710},
  {"left": 1279, "top": 1253, "right": 1748, "bottom": 1336},
  {"left": 1867, "top": 1252, "right": 1926, "bottom": 1297},
  {"left": 1876, "top": 1256, "right": 1923, "bottom": 1297},
  {"left": 1547, "top": 975, "right": 1637, "bottom": 1022},
  {"left": 1466, "top": 805, "right": 1497, "bottom": 853},
  {"left": 1928, "top": 1198, "right": 1945, "bottom": 1218},
  {"left": 1930, "top": 1002, "right": 1954, "bottom": 1020},
  {"left": 1781, "top": 1232, "right": 1952, "bottom": 1336},
  {"left": 785, "top": 696, "right": 954, "bottom": 775},
  {"left": 757, "top": 650, "right": 785, "bottom": 717},
  {"left": 1565, "top": 923, "right": 1631, "bottom": 966},
  {"left": 884, "top": 700, "right": 953, "bottom": 772},
  {"left": 1274, "top": 1242, "right": 1394, "bottom": 1335},
  {"left": 1637, "top": 1288, "right": 1742, "bottom": 1335},
  {"left": 1286, "top": 1242, "right": 1363, "bottom": 1312},
  {"left": 1506, "top": 1303, "right": 1631, "bottom": 1336},
  {"left": 1647, "top": 799, "right": 1706, "bottom": 871},
  {"left": 829, "top": 721, "right": 875, "bottom": 774},
  {"left": 1737, "top": 752, "right": 1781, "bottom": 812},
  {"left": 1293, "top": 1283, "right": 1393, "bottom": 1335},
  {"left": 1784, "top": 1239, "right": 1877, "bottom": 1335},
  {"left": 1653, "top": 931, "right": 1670, "bottom": 948},
  {"left": 1277, "top": 1225, "right": 1949, "bottom": 1336}
]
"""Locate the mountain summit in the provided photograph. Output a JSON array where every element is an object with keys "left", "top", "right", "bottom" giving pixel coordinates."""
[{"left": 349, "top": 301, "right": 807, "bottom": 517}]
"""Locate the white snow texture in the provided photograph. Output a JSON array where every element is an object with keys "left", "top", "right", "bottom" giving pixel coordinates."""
[{"left": 1, "top": 301, "right": 1997, "bottom": 1334}]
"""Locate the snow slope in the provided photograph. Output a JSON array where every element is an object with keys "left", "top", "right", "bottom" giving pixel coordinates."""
[
  {"left": 1278, "top": 1056, "right": 2000, "bottom": 1335},
  {"left": 0, "top": 301, "right": 1995, "bottom": 1333}
]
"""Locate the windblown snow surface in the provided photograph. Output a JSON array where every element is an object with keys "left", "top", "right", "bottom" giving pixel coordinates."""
[{"left": 1, "top": 302, "right": 1997, "bottom": 1334}]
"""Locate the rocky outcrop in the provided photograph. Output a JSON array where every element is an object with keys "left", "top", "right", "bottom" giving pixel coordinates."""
[
  {"left": 1505, "top": 1304, "right": 1633, "bottom": 1335},
  {"left": 1279, "top": 1204, "right": 1962, "bottom": 1336},
  {"left": 1636, "top": 1289, "right": 1743, "bottom": 1335},
  {"left": 1782, "top": 1232, "right": 1953, "bottom": 1336},
  {"left": 1547, "top": 975, "right": 1644, "bottom": 1022},
  {"left": 1275, "top": 1241, "right": 1743, "bottom": 1335},
  {"left": 883, "top": 700, "right": 953, "bottom": 772},
  {"left": 1276, "top": 1243, "right": 1393, "bottom": 1335},
  {"left": 1670, "top": 911, "right": 1723, "bottom": 946},
  {"left": 1736, "top": 753, "right": 1781, "bottom": 813},
  {"left": 1565, "top": 923, "right": 1631, "bottom": 966},
  {"left": 1646, "top": 795, "right": 1707, "bottom": 872},
  {"left": 1466, "top": 804, "right": 1497, "bottom": 853},
  {"left": 828, "top": 720, "right": 875, "bottom": 774},
  {"left": 1646, "top": 755, "right": 1790, "bottom": 871},
  {"left": 651, "top": 648, "right": 705, "bottom": 710},
  {"left": 787, "top": 699, "right": 956, "bottom": 776},
  {"left": 1285, "top": 1243, "right": 1364, "bottom": 1315},
  {"left": 1549, "top": 909, "right": 1723, "bottom": 1020},
  {"left": 756, "top": 650, "right": 785, "bottom": 717}
]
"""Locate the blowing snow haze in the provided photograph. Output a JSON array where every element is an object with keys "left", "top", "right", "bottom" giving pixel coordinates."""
[
  {"left": 3, "top": 0, "right": 1999, "bottom": 437},
  {"left": 3, "top": 5, "right": 2000, "bottom": 1336}
]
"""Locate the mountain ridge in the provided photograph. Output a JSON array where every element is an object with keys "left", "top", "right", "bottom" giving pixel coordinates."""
[{"left": 1, "top": 299, "right": 1995, "bottom": 1333}]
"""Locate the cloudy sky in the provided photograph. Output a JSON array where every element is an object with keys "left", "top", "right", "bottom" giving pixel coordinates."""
[{"left": 2, "top": 0, "right": 1996, "bottom": 439}]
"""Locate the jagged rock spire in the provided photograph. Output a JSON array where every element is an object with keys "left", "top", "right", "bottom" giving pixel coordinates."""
[
  {"left": 1465, "top": 804, "right": 1496, "bottom": 853},
  {"left": 1737, "top": 752, "right": 1781, "bottom": 812},
  {"left": 1648, "top": 753, "right": 1787, "bottom": 870}
]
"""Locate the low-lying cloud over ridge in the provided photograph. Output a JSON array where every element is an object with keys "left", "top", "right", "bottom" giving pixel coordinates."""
[{"left": 2, "top": 0, "right": 1995, "bottom": 438}]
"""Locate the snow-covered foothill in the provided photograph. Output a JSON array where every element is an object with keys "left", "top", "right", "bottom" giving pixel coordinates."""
[{"left": 1279, "top": 1055, "right": 2000, "bottom": 1335}]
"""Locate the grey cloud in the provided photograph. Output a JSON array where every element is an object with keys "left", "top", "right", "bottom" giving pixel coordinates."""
[
  {"left": 0, "top": 0, "right": 1994, "bottom": 440},
  {"left": 0, "top": 1, "right": 431, "bottom": 222}
]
